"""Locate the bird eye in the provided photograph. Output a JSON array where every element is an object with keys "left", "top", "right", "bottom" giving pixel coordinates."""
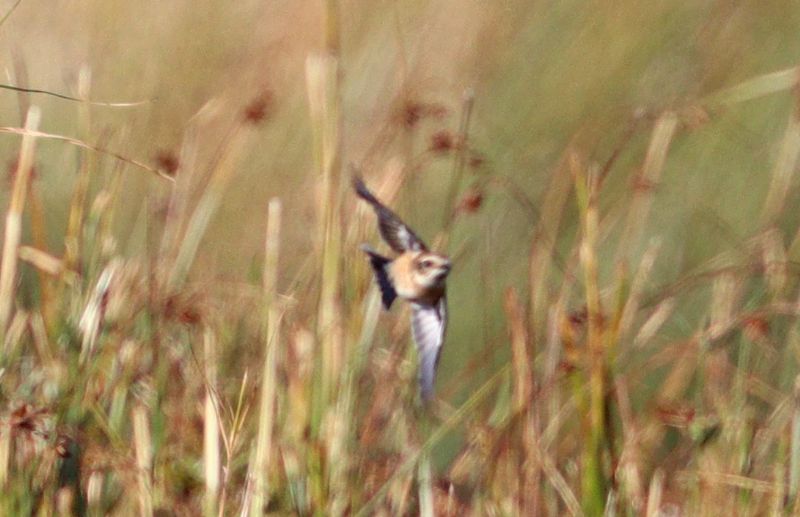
[{"left": 421, "top": 260, "right": 433, "bottom": 268}]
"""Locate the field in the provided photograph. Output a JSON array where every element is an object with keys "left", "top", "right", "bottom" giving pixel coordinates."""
[{"left": 1, "top": 1, "right": 800, "bottom": 515}]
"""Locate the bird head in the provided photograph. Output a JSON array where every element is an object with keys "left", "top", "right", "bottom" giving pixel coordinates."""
[{"left": 411, "top": 252, "right": 451, "bottom": 289}]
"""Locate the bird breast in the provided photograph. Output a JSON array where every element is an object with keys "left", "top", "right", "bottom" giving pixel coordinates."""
[{"left": 388, "top": 254, "right": 420, "bottom": 299}]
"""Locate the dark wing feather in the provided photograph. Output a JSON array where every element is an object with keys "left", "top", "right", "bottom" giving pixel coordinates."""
[
  {"left": 360, "top": 245, "right": 397, "bottom": 309},
  {"left": 411, "top": 296, "right": 447, "bottom": 402},
  {"left": 353, "top": 176, "right": 427, "bottom": 253}
]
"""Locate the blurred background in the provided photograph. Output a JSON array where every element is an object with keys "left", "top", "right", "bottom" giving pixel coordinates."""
[
  {"left": 4, "top": 0, "right": 798, "bottom": 395},
  {"left": 2, "top": 0, "right": 800, "bottom": 514}
]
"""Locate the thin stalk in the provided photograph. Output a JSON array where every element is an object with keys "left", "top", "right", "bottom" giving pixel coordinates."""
[
  {"left": 789, "top": 376, "right": 800, "bottom": 506},
  {"left": 505, "top": 288, "right": 533, "bottom": 413},
  {"left": 703, "top": 66, "right": 799, "bottom": 108},
  {"left": 11, "top": 53, "right": 30, "bottom": 123},
  {"left": 529, "top": 152, "right": 574, "bottom": 344},
  {"left": 417, "top": 447, "right": 434, "bottom": 517},
  {"left": 158, "top": 112, "right": 204, "bottom": 264},
  {"left": 645, "top": 470, "right": 664, "bottom": 517},
  {"left": 86, "top": 471, "right": 104, "bottom": 515},
  {"left": 0, "top": 105, "right": 40, "bottom": 338},
  {"left": 251, "top": 199, "right": 282, "bottom": 516},
  {"left": 168, "top": 123, "right": 252, "bottom": 291},
  {"left": 504, "top": 287, "right": 539, "bottom": 513},
  {"left": 65, "top": 66, "right": 93, "bottom": 272},
  {"left": 0, "top": 408, "right": 10, "bottom": 488},
  {"left": 306, "top": 52, "right": 343, "bottom": 433},
  {"left": 133, "top": 405, "right": 153, "bottom": 517},
  {"left": 614, "top": 111, "right": 677, "bottom": 265},
  {"left": 0, "top": 82, "right": 153, "bottom": 107},
  {"left": 761, "top": 87, "right": 800, "bottom": 225},
  {"left": 27, "top": 173, "right": 52, "bottom": 321},
  {"left": 95, "top": 155, "right": 126, "bottom": 261},
  {"left": 574, "top": 156, "right": 607, "bottom": 514},
  {"left": 204, "top": 329, "right": 221, "bottom": 517},
  {"left": 13, "top": 59, "right": 52, "bottom": 323},
  {"left": 440, "top": 88, "right": 475, "bottom": 241},
  {"left": 0, "top": 125, "right": 172, "bottom": 181},
  {"left": 775, "top": 431, "right": 789, "bottom": 514}
]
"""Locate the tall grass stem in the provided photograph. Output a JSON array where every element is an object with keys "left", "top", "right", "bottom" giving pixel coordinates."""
[
  {"left": 0, "top": 105, "right": 40, "bottom": 338},
  {"left": 251, "top": 198, "right": 282, "bottom": 515}
]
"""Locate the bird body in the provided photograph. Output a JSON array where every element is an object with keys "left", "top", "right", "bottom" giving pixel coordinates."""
[{"left": 354, "top": 176, "right": 451, "bottom": 402}]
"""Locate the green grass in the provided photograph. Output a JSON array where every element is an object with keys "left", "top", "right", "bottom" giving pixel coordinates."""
[{"left": 1, "top": 1, "right": 800, "bottom": 515}]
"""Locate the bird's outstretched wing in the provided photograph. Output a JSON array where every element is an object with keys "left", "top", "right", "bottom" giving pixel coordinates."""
[
  {"left": 353, "top": 176, "right": 427, "bottom": 253},
  {"left": 411, "top": 296, "right": 447, "bottom": 402}
]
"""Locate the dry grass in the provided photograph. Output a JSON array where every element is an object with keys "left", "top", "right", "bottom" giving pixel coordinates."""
[{"left": 1, "top": 1, "right": 800, "bottom": 515}]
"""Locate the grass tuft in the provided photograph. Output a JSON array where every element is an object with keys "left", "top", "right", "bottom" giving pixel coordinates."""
[{"left": 2, "top": 5, "right": 800, "bottom": 515}]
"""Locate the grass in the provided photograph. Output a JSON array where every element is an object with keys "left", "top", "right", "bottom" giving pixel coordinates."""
[{"left": 2, "top": 1, "right": 800, "bottom": 515}]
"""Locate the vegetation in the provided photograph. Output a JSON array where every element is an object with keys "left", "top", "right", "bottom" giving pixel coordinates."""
[{"left": 1, "top": 1, "right": 800, "bottom": 515}]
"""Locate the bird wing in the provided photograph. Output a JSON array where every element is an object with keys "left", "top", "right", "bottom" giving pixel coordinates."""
[
  {"left": 353, "top": 176, "right": 427, "bottom": 253},
  {"left": 360, "top": 244, "right": 397, "bottom": 309},
  {"left": 411, "top": 296, "right": 447, "bottom": 402}
]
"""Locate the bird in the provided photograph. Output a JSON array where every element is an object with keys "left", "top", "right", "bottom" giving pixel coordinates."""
[{"left": 354, "top": 176, "right": 451, "bottom": 403}]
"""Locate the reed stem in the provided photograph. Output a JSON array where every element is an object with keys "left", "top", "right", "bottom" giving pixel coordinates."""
[
  {"left": 203, "top": 329, "right": 221, "bottom": 517},
  {"left": 0, "top": 105, "right": 41, "bottom": 339},
  {"left": 133, "top": 405, "right": 153, "bottom": 517},
  {"left": 251, "top": 198, "right": 282, "bottom": 515},
  {"left": 306, "top": 52, "right": 343, "bottom": 434}
]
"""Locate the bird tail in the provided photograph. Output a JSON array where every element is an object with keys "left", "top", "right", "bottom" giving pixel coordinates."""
[
  {"left": 360, "top": 244, "right": 397, "bottom": 309},
  {"left": 353, "top": 175, "right": 383, "bottom": 209}
]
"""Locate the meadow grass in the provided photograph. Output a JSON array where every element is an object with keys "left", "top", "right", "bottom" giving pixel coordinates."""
[{"left": 1, "top": 2, "right": 800, "bottom": 516}]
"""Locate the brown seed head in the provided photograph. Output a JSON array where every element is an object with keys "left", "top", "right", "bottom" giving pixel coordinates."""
[
  {"left": 163, "top": 292, "right": 204, "bottom": 325},
  {"left": 457, "top": 187, "right": 484, "bottom": 214},
  {"left": 154, "top": 150, "right": 180, "bottom": 176},
  {"left": 468, "top": 152, "right": 485, "bottom": 169},
  {"left": 243, "top": 90, "right": 275, "bottom": 125},
  {"left": 430, "top": 130, "right": 454, "bottom": 153},
  {"left": 399, "top": 101, "right": 448, "bottom": 128},
  {"left": 743, "top": 316, "right": 769, "bottom": 341}
]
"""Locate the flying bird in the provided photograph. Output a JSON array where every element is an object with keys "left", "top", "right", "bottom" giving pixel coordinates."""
[{"left": 354, "top": 176, "right": 451, "bottom": 403}]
